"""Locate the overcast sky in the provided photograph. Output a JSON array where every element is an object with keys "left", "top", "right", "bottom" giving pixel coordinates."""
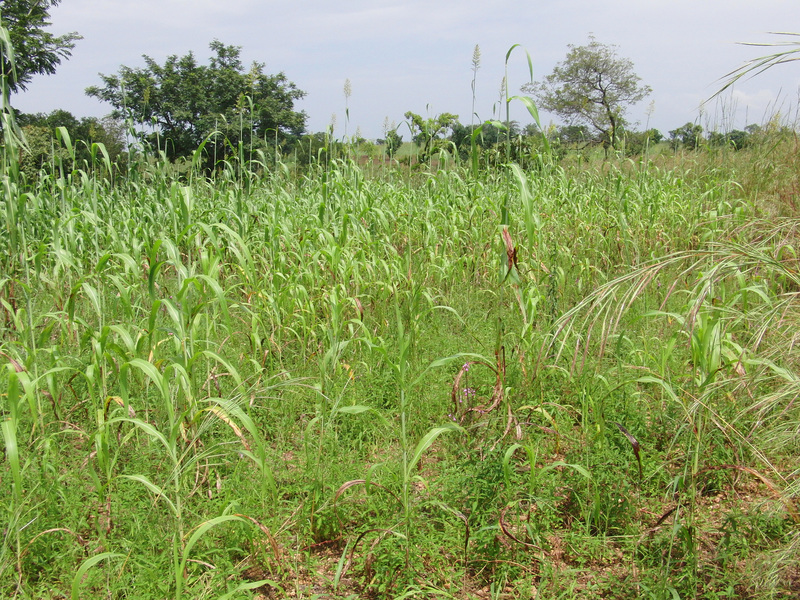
[{"left": 11, "top": 0, "right": 800, "bottom": 140}]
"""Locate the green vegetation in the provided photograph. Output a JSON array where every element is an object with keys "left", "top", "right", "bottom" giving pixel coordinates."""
[
  {"left": 403, "top": 110, "right": 460, "bottom": 164},
  {"left": 522, "top": 35, "right": 651, "bottom": 152},
  {"left": 85, "top": 40, "right": 307, "bottom": 167},
  {"left": 0, "top": 0, "right": 81, "bottom": 92},
  {"left": 15, "top": 109, "right": 126, "bottom": 176},
  {"left": 1, "top": 13, "right": 799, "bottom": 599},
  {"left": 2, "top": 107, "right": 799, "bottom": 597}
]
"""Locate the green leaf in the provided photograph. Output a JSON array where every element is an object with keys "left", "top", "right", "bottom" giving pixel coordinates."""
[
  {"left": 180, "top": 515, "right": 247, "bottom": 578},
  {"left": 502, "top": 443, "right": 524, "bottom": 489},
  {"left": 196, "top": 274, "right": 231, "bottom": 326},
  {"left": 541, "top": 461, "right": 592, "bottom": 481},
  {"left": 335, "top": 405, "right": 390, "bottom": 427},
  {"left": 216, "top": 579, "right": 282, "bottom": 600},
  {"left": 1, "top": 417, "right": 21, "bottom": 502},
  {"left": 197, "top": 350, "right": 242, "bottom": 388},
  {"left": 81, "top": 282, "right": 102, "bottom": 317},
  {"left": 507, "top": 95, "right": 542, "bottom": 128},
  {"left": 124, "top": 358, "right": 168, "bottom": 402},
  {"left": 72, "top": 552, "right": 123, "bottom": 600},
  {"left": 148, "top": 260, "right": 165, "bottom": 299},
  {"left": 636, "top": 375, "right": 682, "bottom": 405},
  {"left": 407, "top": 424, "right": 464, "bottom": 475},
  {"left": 120, "top": 474, "right": 177, "bottom": 516},
  {"left": 109, "top": 417, "right": 173, "bottom": 458}
]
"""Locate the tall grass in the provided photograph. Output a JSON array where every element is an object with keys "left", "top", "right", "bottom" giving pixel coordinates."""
[{"left": 1, "top": 65, "right": 799, "bottom": 597}]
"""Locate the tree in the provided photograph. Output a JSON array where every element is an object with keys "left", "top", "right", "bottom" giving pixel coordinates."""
[
  {"left": 403, "top": 111, "right": 458, "bottom": 163},
  {"left": 0, "top": 0, "right": 81, "bottom": 92},
  {"left": 620, "top": 127, "right": 663, "bottom": 156},
  {"left": 555, "top": 124, "right": 593, "bottom": 146},
  {"left": 449, "top": 121, "right": 471, "bottom": 159},
  {"left": 293, "top": 131, "right": 344, "bottom": 167},
  {"left": 708, "top": 129, "right": 749, "bottom": 150},
  {"left": 384, "top": 129, "right": 403, "bottom": 159},
  {"left": 522, "top": 36, "right": 651, "bottom": 151},
  {"left": 16, "top": 109, "right": 126, "bottom": 175},
  {"left": 669, "top": 122, "right": 703, "bottom": 150},
  {"left": 450, "top": 119, "right": 521, "bottom": 160},
  {"left": 86, "top": 40, "right": 307, "bottom": 165}
]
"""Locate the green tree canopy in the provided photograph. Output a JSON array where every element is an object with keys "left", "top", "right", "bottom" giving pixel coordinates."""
[
  {"left": 384, "top": 129, "right": 403, "bottom": 158},
  {"left": 523, "top": 36, "right": 650, "bottom": 151},
  {"left": 404, "top": 110, "right": 458, "bottom": 163},
  {"left": 16, "top": 108, "right": 126, "bottom": 175},
  {"left": 86, "top": 40, "right": 307, "bottom": 164},
  {"left": 555, "top": 124, "right": 593, "bottom": 145},
  {"left": 0, "top": 0, "right": 81, "bottom": 92},
  {"left": 669, "top": 122, "right": 704, "bottom": 150}
]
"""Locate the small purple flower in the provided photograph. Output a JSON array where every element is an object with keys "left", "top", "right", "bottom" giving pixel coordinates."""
[{"left": 462, "top": 363, "right": 470, "bottom": 372}]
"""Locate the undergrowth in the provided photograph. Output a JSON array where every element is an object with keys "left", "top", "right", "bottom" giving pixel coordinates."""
[{"left": 1, "top": 105, "right": 799, "bottom": 599}]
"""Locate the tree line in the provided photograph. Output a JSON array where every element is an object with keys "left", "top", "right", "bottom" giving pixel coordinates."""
[{"left": 1, "top": 0, "right": 794, "bottom": 177}]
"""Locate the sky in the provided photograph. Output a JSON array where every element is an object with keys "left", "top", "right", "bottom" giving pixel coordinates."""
[{"left": 11, "top": 0, "right": 800, "bottom": 141}]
